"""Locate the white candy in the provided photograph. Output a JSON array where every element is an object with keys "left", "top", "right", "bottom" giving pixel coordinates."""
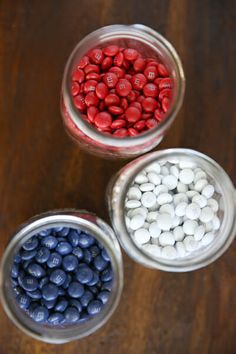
[
  {"left": 143, "top": 244, "right": 161, "bottom": 257},
  {"left": 135, "top": 173, "right": 148, "bottom": 184},
  {"left": 176, "top": 242, "right": 186, "bottom": 257},
  {"left": 175, "top": 202, "right": 188, "bottom": 217},
  {"left": 162, "top": 175, "right": 178, "bottom": 190},
  {"left": 125, "top": 217, "right": 131, "bottom": 228},
  {"left": 184, "top": 236, "right": 199, "bottom": 252},
  {"left": 159, "top": 204, "right": 175, "bottom": 217},
  {"left": 199, "top": 207, "right": 214, "bottom": 223},
  {"left": 179, "top": 160, "right": 196, "bottom": 169},
  {"left": 194, "top": 225, "right": 205, "bottom": 241},
  {"left": 133, "top": 228, "right": 150, "bottom": 244},
  {"left": 161, "top": 166, "right": 169, "bottom": 176},
  {"left": 207, "top": 198, "right": 219, "bottom": 212},
  {"left": 161, "top": 246, "right": 177, "bottom": 259},
  {"left": 168, "top": 157, "right": 179, "bottom": 164},
  {"left": 145, "top": 162, "right": 160, "bottom": 174},
  {"left": 186, "top": 190, "right": 198, "bottom": 198},
  {"left": 212, "top": 216, "right": 220, "bottom": 230},
  {"left": 192, "top": 194, "right": 207, "bottom": 208},
  {"left": 126, "top": 200, "right": 141, "bottom": 208},
  {"left": 130, "top": 214, "right": 145, "bottom": 230},
  {"left": 172, "top": 215, "right": 182, "bottom": 227},
  {"left": 194, "top": 171, "right": 207, "bottom": 182},
  {"left": 177, "top": 182, "right": 188, "bottom": 193},
  {"left": 159, "top": 232, "right": 175, "bottom": 246},
  {"left": 179, "top": 169, "right": 194, "bottom": 184},
  {"left": 173, "top": 193, "right": 188, "bottom": 205},
  {"left": 127, "top": 187, "right": 142, "bottom": 200},
  {"left": 143, "top": 222, "right": 150, "bottom": 229},
  {"left": 170, "top": 165, "right": 179, "bottom": 178},
  {"left": 156, "top": 213, "right": 172, "bottom": 231},
  {"left": 204, "top": 222, "right": 213, "bottom": 232},
  {"left": 130, "top": 207, "right": 148, "bottom": 218},
  {"left": 173, "top": 226, "right": 185, "bottom": 241},
  {"left": 194, "top": 179, "right": 208, "bottom": 192},
  {"left": 183, "top": 220, "right": 198, "bottom": 235},
  {"left": 185, "top": 203, "right": 201, "bottom": 220},
  {"left": 146, "top": 211, "right": 159, "bottom": 223},
  {"left": 140, "top": 183, "right": 155, "bottom": 192},
  {"left": 147, "top": 172, "right": 161, "bottom": 185},
  {"left": 157, "top": 193, "right": 173, "bottom": 205},
  {"left": 153, "top": 185, "right": 168, "bottom": 196},
  {"left": 202, "top": 184, "right": 215, "bottom": 199},
  {"left": 141, "top": 192, "right": 156, "bottom": 208},
  {"left": 149, "top": 222, "right": 161, "bottom": 238},
  {"left": 201, "top": 232, "right": 214, "bottom": 246}
]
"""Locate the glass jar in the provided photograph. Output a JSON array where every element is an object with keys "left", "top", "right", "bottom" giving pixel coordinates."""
[
  {"left": 107, "top": 149, "right": 236, "bottom": 271},
  {"left": 0, "top": 210, "right": 123, "bottom": 343},
  {"left": 61, "top": 24, "right": 185, "bottom": 158}
]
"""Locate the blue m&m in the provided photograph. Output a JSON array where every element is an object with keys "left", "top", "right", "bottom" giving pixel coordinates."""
[{"left": 10, "top": 226, "right": 113, "bottom": 326}]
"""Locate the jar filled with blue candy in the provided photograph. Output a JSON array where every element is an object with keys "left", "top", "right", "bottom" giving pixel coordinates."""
[{"left": 0, "top": 210, "right": 123, "bottom": 343}]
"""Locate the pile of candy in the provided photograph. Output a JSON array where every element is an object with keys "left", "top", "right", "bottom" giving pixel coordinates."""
[
  {"left": 11, "top": 227, "right": 113, "bottom": 325},
  {"left": 71, "top": 45, "right": 173, "bottom": 137},
  {"left": 125, "top": 159, "right": 221, "bottom": 259}
]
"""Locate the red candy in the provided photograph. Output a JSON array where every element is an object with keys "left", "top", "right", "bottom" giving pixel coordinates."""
[
  {"left": 71, "top": 45, "right": 173, "bottom": 137},
  {"left": 103, "top": 72, "right": 118, "bottom": 88},
  {"left": 125, "top": 107, "right": 141, "bottom": 123},
  {"left": 103, "top": 45, "right": 119, "bottom": 57},
  {"left": 94, "top": 112, "right": 112, "bottom": 128},
  {"left": 116, "top": 79, "right": 132, "bottom": 97},
  {"left": 95, "top": 82, "right": 108, "bottom": 99},
  {"left": 143, "top": 83, "right": 159, "bottom": 97}
]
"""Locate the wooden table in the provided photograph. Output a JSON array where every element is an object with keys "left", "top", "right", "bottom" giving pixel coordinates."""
[{"left": 0, "top": 1, "right": 236, "bottom": 353}]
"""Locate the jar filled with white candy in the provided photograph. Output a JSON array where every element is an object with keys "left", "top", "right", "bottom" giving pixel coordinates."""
[{"left": 107, "top": 149, "right": 236, "bottom": 271}]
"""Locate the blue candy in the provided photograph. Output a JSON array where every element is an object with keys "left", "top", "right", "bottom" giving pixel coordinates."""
[
  {"left": 77, "top": 233, "right": 95, "bottom": 248},
  {"left": 58, "top": 287, "right": 66, "bottom": 296},
  {"left": 72, "top": 246, "right": 83, "bottom": 260},
  {"left": 48, "top": 313, "right": 65, "bottom": 325},
  {"left": 94, "top": 255, "right": 108, "bottom": 271},
  {"left": 47, "top": 252, "right": 62, "bottom": 268},
  {"left": 14, "top": 253, "right": 21, "bottom": 263},
  {"left": 87, "top": 300, "right": 103, "bottom": 315},
  {"left": 41, "top": 236, "right": 58, "bottom": 249},
  {"left": 16, "top": 294, "right": 30, "bottom": 309},
  {"left": 61, "top": 274, "right": 72, "bottom": 289},
  {"left": 101, "top": 281, "right": 113, "bottom": 292},
  {"left": 97, "top": 291, "right": 110, "bottom": 304},
  {"left": 64, "top": 307, "right": 80, "bottom": 323},
  {"left": 42, "top": 283, "right": 59, "bottom": 301},
  {"left": 32, "top": 306, "right": 49, "bottom": 323},
  {"left": 68, "top": 282, "right": 84, "bottom": 298},
  {"left": 75, "top": 265, "right": 93, "bottom": 284},
  {"left": 101, "top": 268, "right": 113, "bottom": 282},
  {"left": 101, "top": 248, "right": 110, "bottom": 262},
  {"left": 55, "top": 298, "right": 68, "bottom": 312},
  {"left": 13, "top": 286, "right": 23, "bottom": 295},
  {"left": 86, "top": 271, "right": 99, "bottom": 286},
  {"left": 27, "top": 263, "right": 46, "bottom": 278},
  {"left": 57, "top": 227, "right": 70, "bottom": 237},
  {"left": 35, "top": 247, "right": 50, "bottom": 263},
  {"left": 39, "top": 276, "right": 49, "bottom": 289},
  {"left": 39, "top": 229, "right": 51, "bottom": 237},
  {"left": 11, "top": 263, "right": 19, "bottom": 278},
  {"left": 26, "top": 290, "right": 42, "bottom": 300},
  {"left": 70, "top": 299, "right": 82, "bottom": 312},
  {"left": 90, "top": 245, "right": 100, "bottom": 258},
  {"left": 56, "top": 241, "right": 72, "bottom": 255},
  {"left": 80, "top": 290, "right": 93, "bottom": 307},
  {"left": 22, "top": 237, "right": 39, "bottom": 251},
  {"left": 83, "top": 249, "right": 92, "bottom": 264},
  {"left": 78, "top": 311, "right": 90, "bottom": 322},
  {"left": 62, "top": 254, "right": 79, "bottom": 272},
  {"left": 21, "top": 276, "right": 38, "bottom": 292},
  {"left": 41, "top": 299, "right": 57, "bottom": 309},
  {"left": 52, "top": 226, "right": 64, "bottom": 233},
  {"left": 50, "top": 269, "right": 67, "bottom": 286},
  {"left": 21, "top": 250, "right": 37, "bottom": 261},
  {"left": 68, "top": 230, "right": 80, "bottom": 247}
]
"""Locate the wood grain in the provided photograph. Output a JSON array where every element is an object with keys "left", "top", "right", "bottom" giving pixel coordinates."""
[{"left": 0, "top": 0, "right": 236, "bottom": 353}]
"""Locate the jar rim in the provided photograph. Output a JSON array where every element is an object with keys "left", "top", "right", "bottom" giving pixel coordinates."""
[
  {"left": 0, "top": 209, "right": 123, "bottom": 343},
  {"left": 108, "top": 148, "right": 236, "bottom": 272},
  {"left": 62, "top": 24, "right": 185, "bottom": 148}
]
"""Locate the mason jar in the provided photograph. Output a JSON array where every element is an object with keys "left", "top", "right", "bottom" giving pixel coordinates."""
[
  {"left": 107, "top": 149, "right": 236, "bottom": 271},
  {"left": 61, "top": 24, "right": 185, "bottom": 158},
  {"left": 0, "top": 210, "right": 123, "bottom": 343}
]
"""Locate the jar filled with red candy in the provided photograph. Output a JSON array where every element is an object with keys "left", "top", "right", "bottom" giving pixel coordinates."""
[{"left": 61, "top": 24, "right": 185, "bottom": 158}]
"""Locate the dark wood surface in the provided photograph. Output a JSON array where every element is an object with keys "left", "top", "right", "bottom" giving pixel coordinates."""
[{"left": 0, "top": 0, "right": 236, "bottom": 353}]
